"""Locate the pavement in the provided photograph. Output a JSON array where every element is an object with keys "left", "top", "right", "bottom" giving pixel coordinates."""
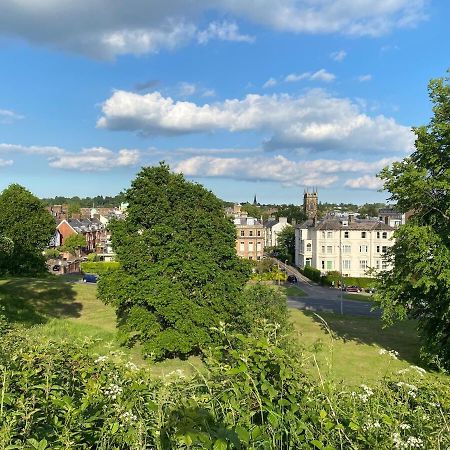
[{"left": 275, "top": 259, "right": 381, "bottom": 318}]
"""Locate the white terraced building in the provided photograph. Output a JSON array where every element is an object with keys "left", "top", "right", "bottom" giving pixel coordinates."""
[{"left": 294, "top": 215, "right": 396, "bottom": 278}]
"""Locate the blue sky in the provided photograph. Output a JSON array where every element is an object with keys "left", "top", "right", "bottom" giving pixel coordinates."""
[{"left": 0, "top": 0, "right": 448, "bottom": 204}]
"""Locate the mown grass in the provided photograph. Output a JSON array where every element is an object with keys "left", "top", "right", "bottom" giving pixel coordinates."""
[
  {"left": 283, "top": 285, "right": 308, "bottom": 297},
  {"left": 0, "top": 276, "right": 444, "bottom": 386},
  {"left": 288, "top": 308, "right": 440, "bottom": 385},
  {"left": 0, "top": 276, "right": 201, "bottom": 376},
  {"left": 343, "top": 292, "right": 374, "bottom": 302}
]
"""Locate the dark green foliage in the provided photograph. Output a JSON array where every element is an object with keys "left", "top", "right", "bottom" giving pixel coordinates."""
[
  {"left": 1, "top": 325, "right": 449, "bottom": 449},
  {"left": 276, "top": 226, "right": 295, "bottom": 263},
  {"left": 80, "top": 261, "right": 120, "bottom": 275},
  {"left": 274, "top": 204, "right": 306, "bottom": 223},
  {"left": 98, "top": 163, "right": 251, "bottom": 359},
  {"left": 322, "top": 272, "right": 374, "bottom": 289},
  {"left": 0, "top": 184, "right": 55, "bottom": 276},
  {"left": 62, "top": 233, "right": 86, "bottom": 255},
  {"left": 240, "top": 284, "right": 290, "bottom": 333},
  {"left": 301, "top": 265, "right": 322, "bottom": 283},
  {"left": 0, "top": 236, "right": 14, "bottom": 256},
  {"left": 377, "top": 73, "right": 450, "bottom": 370},
  {"left": 41, "top": 193, "right": 126, "bottom": 208}
]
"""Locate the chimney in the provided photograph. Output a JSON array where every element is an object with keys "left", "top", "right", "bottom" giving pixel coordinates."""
[{"left": 348, "top": 214, "right": 354, "bottom": 223}]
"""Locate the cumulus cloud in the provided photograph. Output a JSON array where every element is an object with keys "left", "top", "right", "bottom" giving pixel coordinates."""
[
  {"left": 284, "top": 69, "right": 335, "bottom": 83},
  {"left": 98, "top": 89, "right": 414, "bottom": 154},
  {"left": 48, "top": 147, "right": 140, "bottom": 171},
  {"left": 357, "top": 74, "right": 373, "bottom": 82},
  {"left": 174, "top": 154, "right": 394, "bottom": 188},
  {"left": 197, "top": 21, "right": 254, "bottom": 44},
  {"left": 0, "top": 1, "right": 426, "bottom": 58},
  {"left": 0, "top": 108, "right": 24, "bottom": 124},
  {"left": 0, "top": 143, "right": 140, "bottom": 171},
  {"left": 0, "top": 159, "right": 13, "bottom": 167},
  {"left": 0, "top": 143, "right": 65, "bottom": 156},
  {"left": 345, "top": 175, "right": 384, "bottom": 190},
  {"left": 330, "top": 50, "right": 347, "bottom": 61}
]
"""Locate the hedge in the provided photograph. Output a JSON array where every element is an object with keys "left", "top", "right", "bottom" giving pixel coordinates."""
[{"left": 300, "top": 265, "right": 321, "bottom": 283}]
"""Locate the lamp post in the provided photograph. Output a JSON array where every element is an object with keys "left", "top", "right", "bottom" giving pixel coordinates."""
[{"left": 339, "top": 242, "right": 344, "bottom": 315}]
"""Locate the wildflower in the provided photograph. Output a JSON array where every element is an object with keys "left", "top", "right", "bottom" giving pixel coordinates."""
[
  {"left": 358, "top": 384, "right": 374, "bottom": 402},
  {"left": 120, "top": 411, "right": 138, "bottom": 425},
  {"left": 379, "top": 348, "right": 399, "bottom": 359},
  {"left": 399, "top": 423, "right": 411, "bottom": 430},
  {"left": 406, "top": 436, "right": 423, "bottom": 447},
  {"left": 410, "top": 365, "right": 426, "bottom": 376},
  {"left": 393, "top": 432, "right": 407, "bottom": 449},
  {"left": 104, "top": 383, "right": 123, "bottom": 400},
  {"left": 125, "top": 361, "right": 138, "bottom": 371},
  {"left": 94, "top": 355, "right": 108, "bottom": 364}
]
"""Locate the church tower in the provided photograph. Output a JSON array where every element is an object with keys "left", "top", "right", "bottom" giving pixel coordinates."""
[{"left": 303, "top": 189, "right": 318, "bottom": 220}]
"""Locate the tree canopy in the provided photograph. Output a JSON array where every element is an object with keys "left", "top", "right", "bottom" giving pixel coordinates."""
[
  {"left": 0, "top": 184, "right": 55, "bottom": 275},
  {"left": 62, "top": 233, "right": 86, "bottom": 255},
  {"left": 98, "top": 163, "right": 251, "bottom": 359},
  {"left": 377, "top": 73, "right": 450, "bottom": 370}
]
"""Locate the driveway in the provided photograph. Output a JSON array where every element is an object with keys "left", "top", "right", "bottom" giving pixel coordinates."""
[{"left": 276, "top": 260, "right": 381, "bottom": 318}]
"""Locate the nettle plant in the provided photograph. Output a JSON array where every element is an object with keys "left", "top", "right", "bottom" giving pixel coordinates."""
[{"left": 0, "top": 325, "right": 449, "bottom": 449}]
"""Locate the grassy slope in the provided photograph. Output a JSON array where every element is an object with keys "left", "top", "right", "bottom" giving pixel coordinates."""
[{"left": 0, "top": 276, "right": 444, "bottom": 385}]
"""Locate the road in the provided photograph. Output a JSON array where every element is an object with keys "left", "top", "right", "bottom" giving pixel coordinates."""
[{"left": 275, "top": 259, "right": 381, "bottom": 318}]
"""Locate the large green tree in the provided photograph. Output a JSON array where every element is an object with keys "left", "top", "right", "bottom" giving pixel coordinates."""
[
  {"left": 62, "top": 233, "right": 86, "bottom": 256},
  {"left": 377, "top": 73, "right": 450, "bottom": 370},
  {"left": 0, "top": 184, "right": 55, "bottom": 275},
  {"left": 276, "top": 226, "right": 295, "bottom": 263},
  {"left": 98, "top": 163, "right": 251, "bottom": 359}
]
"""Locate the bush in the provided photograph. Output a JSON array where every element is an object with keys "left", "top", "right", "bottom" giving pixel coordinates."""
[
  {"left": 0, "top": 325, "right": 449, "bottom": 449},
  {"left": 321, "top": 273, "right": 374, "bottom": 289},
  {"left": 80, "top": 261, "right": 120, "bottom": 275},
  {"left": 301, "top": 265, "right": 322, "bottom": 283},
  {"left": 240, "top": 283, "right": 290, "bottom": 333}
]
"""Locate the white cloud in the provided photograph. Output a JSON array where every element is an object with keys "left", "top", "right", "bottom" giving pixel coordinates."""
[
  {"left": 330, "top": 50, "right": 347, "bottom": 61},
  {"left": 357, "top": 74, "right": 373, "bottom": 82},
  {"left": 263, "top": 78, "right": 278, "bottom": 88},
  {"left": 0, "top": 159, "right": 13, "bottom": 167},
  {"left": 197, "top": 21, "right": 254, "bottom": 44},
  {"left": 178, "top": 82, "right": 197, "bottom": 97},
  {"left": 48, "top": 147, "right": 140, "bottom": 171},
  {"left": 284, "top": 69, "right": 335, "bottom": 83},
  {"left": 0, "top": 109, "right": 24, "bottom": 124},
  {"left": 174, "top": 154, "right": 394, "bottom": 187},
  {"left": 0, "top": 143, "right": 65, "bottom": 156},
  {"left": 345, "top": 175, "right": 384, "bottom": 190},
  {"left": 98, "top": 89, "right": 414, "bottom": 154},
  {"left": 0, "top": 1, "right": 426, "bottom": 58}
]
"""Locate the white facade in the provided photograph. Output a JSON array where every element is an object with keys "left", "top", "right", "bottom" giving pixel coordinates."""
[
  {"left": 264, "top": 217, "right": 291, "bottom": 248},
  {"left": 295, "top": 218, "right": 395, "bottom": 278}
]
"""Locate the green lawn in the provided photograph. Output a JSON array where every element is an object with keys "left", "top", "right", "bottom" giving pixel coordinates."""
[
  {"left": 283, "top": 285, "right": 308, "bottom": 297},
  {"left": 343, "top": 292, "right": 374, "bottom": 302},
  {"left": 0, "top": 276, "right": 201, "bottom": 376},
  {"left": 289, "top": 308, "right": 433, "bottom": 385},
  {"left": 0, "top": 276, "right": 444, "bottom": 386}
]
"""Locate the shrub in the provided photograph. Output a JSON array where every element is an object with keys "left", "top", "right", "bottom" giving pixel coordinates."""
[
  {"left": 301, "top": 265, "right": 322, "bottom": 283},
  {"left": 0, "top": 325, "right": 449, "bottom": 449}
]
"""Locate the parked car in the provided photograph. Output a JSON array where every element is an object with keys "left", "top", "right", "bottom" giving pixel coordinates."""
[
  {"left": 52, "top": 265, "right": 60, "bottom": 272},
  {"left": 82, "top": 273, "right": 98, "bottom": 283},
  {"left": 287, "top": 275, "right": 297, "bottom": 283},
  {"left": 346, "top": 285, "right": 362, "bottom": 293},
  {"left": 366, "top": 287, "right": 376, "bottom": 294}
]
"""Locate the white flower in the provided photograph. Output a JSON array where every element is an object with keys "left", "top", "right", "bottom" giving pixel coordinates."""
[
  {"left": 125, "top": 361, "right": 138, "bottom": 371},
  {"left": 94, "top": 355, "right": 108, "bottom": 364},
  {"left": 379, "top": 348, "right": 399, "bottom": 359},
  {"left": 104, "top": 383, "right": 123, "bottom": 400},
  {"left": 406, "top": 436, "right": 423, "bottom": 448},
  {"left": 120, "top": 411, "right": 138, "bottom": 425},
  {"left": 399, "top": 423, "right": 411, "bottom": 430},
  {"left": 410, "top": 365, "right": 426, "bottom": 376}
]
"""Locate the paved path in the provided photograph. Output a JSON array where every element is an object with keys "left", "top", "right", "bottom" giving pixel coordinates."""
[{"left": 274, "top": 259, "right": 381, "bottom": 318}]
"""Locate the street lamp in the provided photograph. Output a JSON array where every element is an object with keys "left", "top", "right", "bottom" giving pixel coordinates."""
[{"left": 339, "top": 242, "right": 344, "bottom": 315}]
